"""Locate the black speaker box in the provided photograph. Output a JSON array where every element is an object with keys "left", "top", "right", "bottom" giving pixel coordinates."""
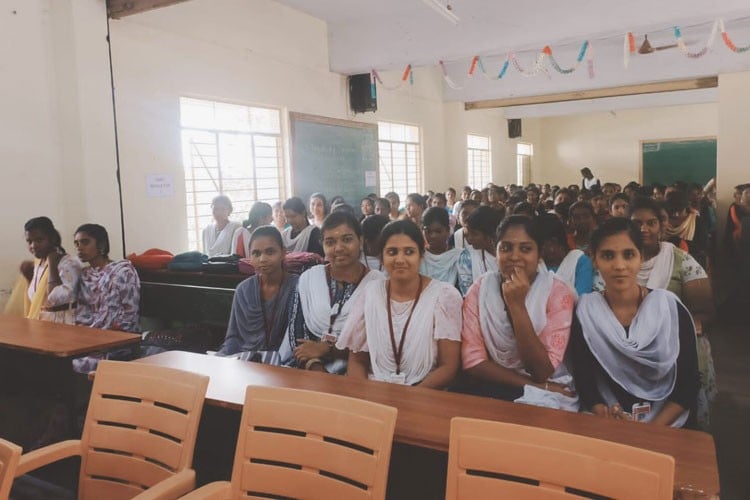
[
  {"left": 349, "top": 73, "right": 377, "bottom": 114},
  {"left": 508, "top": 118, "right": 522, "bottom": 138}
]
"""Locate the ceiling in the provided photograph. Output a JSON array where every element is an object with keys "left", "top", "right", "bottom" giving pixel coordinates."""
[{"left": 274, "top": 0, "right": 750, "bottom": 110}]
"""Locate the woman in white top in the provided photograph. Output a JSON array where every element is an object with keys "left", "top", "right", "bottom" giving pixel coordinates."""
[
  {"left": 419, "top": 207, "right": 461, "bottom": 286},
  {"left": 281, "top": 197, "right": 324, "bottom": 256},
  {"left": 230, "top": 201, "right": 273, "bottom": 258},
  {"left": 457, "top": 206, "right": 503, "bottom": 296},
  {"left": 338, "top": 220, "right": 462, "bottom": 388},
  {"left": 309, "top": 193, "right": 328, "bottom": 228},
  {"left": 284, "top": 211, "right": 384, "bottom": 374},
  {"left": 202, "top": 195, "right": 242, "bottom": 257}
]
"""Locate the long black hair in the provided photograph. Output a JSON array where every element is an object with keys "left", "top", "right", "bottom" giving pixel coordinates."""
[
  {"left": 75, "top": 223, "right": 110, "bottom": 258},
  {"left": 25, "top": 216, "right": 64, "bottom": 253}
]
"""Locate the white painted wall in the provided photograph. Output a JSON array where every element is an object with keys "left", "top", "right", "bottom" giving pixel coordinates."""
[
  {"left": 0, "top": 0, "right": 119, "bottom": 303},
  {"left": 531, "top": 103, "right": 718, "bottom": 186}
]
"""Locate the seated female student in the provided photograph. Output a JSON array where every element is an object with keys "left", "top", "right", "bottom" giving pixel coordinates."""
[
  {"left": 74, "top": 224, "right": 140, "bottom": 332},
  {"left": 284, "top": 211, "right": 384, "bottom": 373},
  {"left": 628, "top": 196, "right": 715, "bottom": 429},
  {"left": 404, "top": 193, "right": 427, "bottom": 225},
  {"left": 457, "top": 206, "right": 503, "bottom": 296},
  {"left": 202, "top": 195, "right": 242, "bottom": 257},
  {"left": 309, "top": 192, "right": 328, "bottom": 229},
  {"left": 419, "top": 207, "right": 461, "bottom": 286},
  {"left": 570, "top": 218, "right": 699, "bottom": 427},
  {"left": 452, "top": 199, "right": 479, "bottom": 250},
  {"left": 338, "top": 220, "right": 462, "bottom": 388},
  {"left": 373, "top": 197, "right": 391, "bottom": 218},
  {"left": 231, "top": 201, "right": 273, "bottom": 258},
  {"left": 281, "top": 197, "right": 324, "bottom": 256},
  {"left": 360, "top": 214, "right": 389, "bottom": 272},
  {"left": 17, "top": 217, "right": 81, "bottom": 324},
  {"left": 217, "top": 226, "right": 299, "bottom": 358},
  {"left": 609, "top": 193, "right": 630, "bottom": 218},
  {"left": 535, "top": 214, "right": 593, "bottom": 296},
  {"left": 360, "top": 197, "right": 375, "bottom": 222},
  {"left": 461, "top": 216, "right": 578, "bottom": 409}
]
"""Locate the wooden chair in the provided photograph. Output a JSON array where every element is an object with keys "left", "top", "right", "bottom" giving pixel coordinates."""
[
  {"left": 180, "top": 385, "right": 398, "bottom": 500},
  {"left": 15, "top": 360, "right": 209, "bottom": 500},
  {"left": 0, "top": 437, "right": 22, "bottom": 500},
  {"left": 446, "top": 417, "right": 675, "bottom": 500}
]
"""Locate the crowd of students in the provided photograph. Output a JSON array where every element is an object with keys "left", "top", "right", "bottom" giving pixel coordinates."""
[{"left": 13, "top": 173, "right": 750, "bottom": 432}]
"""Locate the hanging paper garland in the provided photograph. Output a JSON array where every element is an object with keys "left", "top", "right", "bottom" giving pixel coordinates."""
[
  {"left": 545, "top": 40, "right": 591, "bottom": 76},
  {"left": 372, "top": 67, "right": 413, "bottom": 91},
  {"left": 509, "top": 51, "right": 548, "bottom": 77},
  {"left": 624, "top": 32, "right": 636, "bottom": 68},
  {"left": 673, "top": 20, "right": 719, "bottom": 59},
  {"left": 720, "top": 19, "right": 750, "bottom": 53},
  {"left": 439, "top": 61, "right": 464, "bottom": 89},
  {"left": 468, "top": 56, "right": 479, "bottom": 76}
]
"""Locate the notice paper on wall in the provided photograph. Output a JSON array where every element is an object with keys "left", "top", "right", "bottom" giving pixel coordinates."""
[
  {"left": 146, "top": 174, "right": 175, "bottom": 197},
  {"left": 365, "top": 170, "right": 377, "bottom": 187}
]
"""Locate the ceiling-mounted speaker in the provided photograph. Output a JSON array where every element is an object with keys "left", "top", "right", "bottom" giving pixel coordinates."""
[
  {"left": 349, "top": 74, "right": 377, "bottom": 114},
  {"left": 508, "top": 118, "right": 522, "bottom": 138}
]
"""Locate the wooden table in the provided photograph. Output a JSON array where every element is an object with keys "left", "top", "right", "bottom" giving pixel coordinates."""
[
  {"left": 136, "top": 351, "right": 720, "bottom": 497},
  {"left": 0, "top": 314, "right": 141, "bottom": 357},
  {"left": 0, "top": 315, "right": 142, "bottom": 449}
]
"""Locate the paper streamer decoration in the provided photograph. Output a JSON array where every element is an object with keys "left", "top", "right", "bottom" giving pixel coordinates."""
[
  {"left": 720, "top": 19, "right": 750, "bottom": 53},
  {"left": 673, "top": 20, "right": 719, "bottom": 58},
  {"left": 439, "top": 61, "right": 464, "bottom": 89},
  {"left": 624, "top": 32, "right": 636, "bottom": 68}
]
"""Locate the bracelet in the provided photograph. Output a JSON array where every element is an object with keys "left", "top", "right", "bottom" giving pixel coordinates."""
[{"left": 305, "top": 358, "right": 323, "bottom": 370}]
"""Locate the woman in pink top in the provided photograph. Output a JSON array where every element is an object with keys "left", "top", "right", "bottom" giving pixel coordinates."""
[{"left": 461, "top": 215, "right": 578, "bottom": 410}]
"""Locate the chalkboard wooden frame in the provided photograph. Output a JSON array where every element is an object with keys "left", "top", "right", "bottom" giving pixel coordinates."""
[
  {"left": 639, "top": 136, "right": 717, "bottom": 186},
  {"left": 289, "top": 112, "right": 379, "bottom": 209}
]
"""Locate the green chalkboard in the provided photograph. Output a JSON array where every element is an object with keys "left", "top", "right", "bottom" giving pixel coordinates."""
[
  {"left": 641, "top": 138, "right": 716, "bottom": 186},
  {"left": 290, "top": 113, "right": 378, "bottom": 210}
]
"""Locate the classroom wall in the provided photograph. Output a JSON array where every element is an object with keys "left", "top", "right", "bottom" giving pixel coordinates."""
[
  {"left": 531, "top": 103, "right": 718, "bottom": 186},
  {"left": 0, "top": 0, "right": 120, "bottom": 304}
]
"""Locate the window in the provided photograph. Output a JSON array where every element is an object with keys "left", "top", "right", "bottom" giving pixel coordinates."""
[
  {"left": 467, "top": 134, "right": 491, "bottom": 188},
  {"left": 516, "top": 142, "right": 533, "bottom": 186},
  {"left": 378, "top": 121, "right": 421, "bottom": 200},
  {"left": 180, "top": 97, "right": 285, "bottom": 251}
]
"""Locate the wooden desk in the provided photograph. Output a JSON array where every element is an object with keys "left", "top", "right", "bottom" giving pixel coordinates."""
[
  {"left": 136, "top": 351, "right": 720, "bottom": 496},
  {"left": 0, "top": 314, "right": 141, "bottom": 357},
  {"left": 136, "top": 268, "right": 247, "bottom": 289}
]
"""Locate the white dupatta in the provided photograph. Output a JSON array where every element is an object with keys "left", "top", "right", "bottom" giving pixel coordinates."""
[
  {"left": 576, "top": 289, "right": 680, "bottom": 401},
  {"left": 297, "top": 264, "right": 384, "bottom": 341},
  {"left": 203, "top": 221, "right": 241, "bottom": 257},
  {"left": 282, "top": 224, "right": 315, "bottom": 253},
  {"left": 419, "top": 248, "right": 461, "bottom": 285},
  {"left": 468, "top": 246, "right": 498, "bottom": 281},
  {"left": 478, "top": 270, "right": 578, "bottom": 411},
  {"left": 539, "top": 249, "right": 583, "bottom": 297},
  {"left": 638, "top": 242, "right": 675, "bottom": 289}
]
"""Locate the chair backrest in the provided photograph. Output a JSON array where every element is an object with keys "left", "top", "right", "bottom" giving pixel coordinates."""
[
  {"left": 229, "top": 385, "right": 398, "bottom": 500},
  {"left": 0, "top": 437, "right": 22, "bottom": 499},
  {"left": 78, "top": 360, "right": 209, "bottom": 499},
  {"left": 446, "top": 417, "right": 675, "bottom": 500}
]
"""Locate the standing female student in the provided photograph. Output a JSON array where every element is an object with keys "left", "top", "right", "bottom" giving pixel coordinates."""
[
  {"left": 460, "top": 216, "right": 578, "bottom": 409},
  {"left": 419, "top": 207, "right": 461, "bottom": 286},
  {"left": 218, "top": 226, "right": 298, "bottom": 357},
  {"left": 570, "top": 218, "right": 699, "bottom": 427},
  {"left": 284, "top": 211, "right": 384, "bottom": 373},
  {"left": 338, "top": 220, "right": 462, "bottom": 388}
]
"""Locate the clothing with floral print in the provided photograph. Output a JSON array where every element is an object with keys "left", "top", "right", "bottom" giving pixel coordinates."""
[{"left": 75, "top": 260, "right": 141, "bottom": 332}]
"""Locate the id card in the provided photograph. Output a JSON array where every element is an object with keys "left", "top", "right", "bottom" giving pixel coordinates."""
[
  {"left": 631, "top": 402, "right": 652, "bottom": 422},
  {"left": 388, "top": 372, "right": 407, "bottom": 385}
]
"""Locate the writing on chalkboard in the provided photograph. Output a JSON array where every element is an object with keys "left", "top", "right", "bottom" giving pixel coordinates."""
[{"left": 291, "top": 113, "right": 379, "bottom": 214}]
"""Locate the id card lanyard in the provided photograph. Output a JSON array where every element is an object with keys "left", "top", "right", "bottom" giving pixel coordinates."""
[
  {"left": 323, "top": 264, "right": 367, "bottom": 344},
  {"left": 259, "top": 275, "right": 284, "bottom": 349},
  {"left": 386, "top": 276, "right": 424, "bottom": 376}
]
